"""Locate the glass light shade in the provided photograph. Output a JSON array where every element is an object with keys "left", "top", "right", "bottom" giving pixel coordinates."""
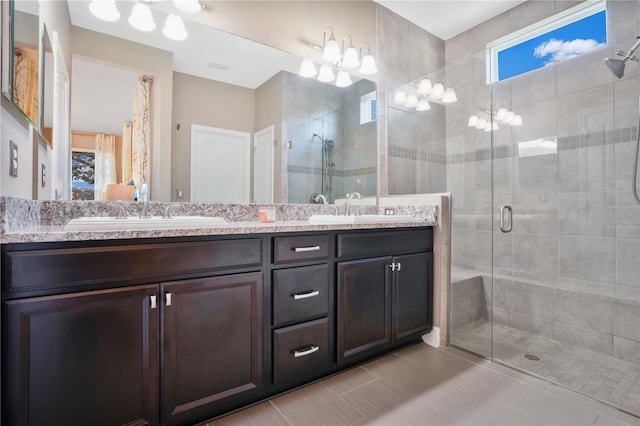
[
  {"left": 394, "top": 90, "right": 407, "bottom": 105},
  {"left": 417, "top": 79, "right": 432, "bottom": 96},
  {"left": 475, "top": 118, "right": 487, "bottom": 130},
  {"left": 484, "top": 123, "right": 492, "bottom": 132},
  {"left": 129, "top": 3, "right": 156, "bottom": 31},
  {"left": 336, "top": 71, "right": 353, "bottom": 88},
  {"left": 342, "top": 46, "right": 360, "bottom": 69},
  {"left": 89, "top": 0, "right": 120, "bottom": 22},
  {"left": 318, "top": 65, "right": 335, "bottom": 83},
  {"left": 430, "top": 83, "right": 445, "bottom": 100},
  {"left": 299, "top": 59, "right": 317, "bottom": 78},
  {"left": 496, "top": 107, "right": 508, "bottom": 122},
  {"left": 467, "top": 115, "right": 479, "bottom": 127},
  {"left": 322, "top": 38, "right": 341, "bottom": 63},
  {"left": 492, "top": 121, "right": 499, "bottom": 130},
  {"left": 416, "top": 98, "right": 431, "bottom": 112},
  {"left": 405, "top": 94, "right": 418, "bottom": 108},
  {"left": 163, "top": 15, "right": 188, "bottom": 40},
  {"left": 359, "top": 54, "right": 377, "bottom": 75},
  {"left": 172, "top": 0, "right": 202, "bottom": 14},
  {"left": 510, "top": 115, "right": 523, "bottom": 126},
  {"left": 505, "top": 111, "right": 516, "bottom": 124},
  {"left": 441, "top": 88, "right": 457, "bottom": 103}
]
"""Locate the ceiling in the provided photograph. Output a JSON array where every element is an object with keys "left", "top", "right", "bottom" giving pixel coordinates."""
[{"left": 67, "top": 1, "right": 526, "bottom": 89}]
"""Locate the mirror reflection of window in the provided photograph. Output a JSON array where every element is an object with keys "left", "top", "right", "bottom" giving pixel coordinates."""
[
  {"left": 71, "top": 150, "right": 95, "bottom": 201},
  {"left": 12, "top": 3, "right": 40, "bottom": 126}
]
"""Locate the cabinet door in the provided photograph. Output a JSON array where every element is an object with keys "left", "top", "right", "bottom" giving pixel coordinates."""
[
  {"left": 393, "top": 252, "right": 433, "bottom": 342},
  {"left": 337, "top": 257, "right": 392, "bottom": 365},
  {"left": 162, "top": 272, "right": 263, "bottom": 425},
  {"left": 4, "top": 285, "right": 159, "bottom": 426}
]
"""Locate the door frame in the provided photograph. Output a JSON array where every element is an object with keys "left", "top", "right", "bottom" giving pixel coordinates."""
[{"left": 253, "top": 125, "right": 274, "bottom": 203}]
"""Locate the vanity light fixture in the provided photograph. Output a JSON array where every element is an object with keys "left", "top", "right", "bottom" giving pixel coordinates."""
[
  {"left": 416, "top": 98, "right": 431, "bottom": 112},
  {"left": 129, "top": 3, "right": 156, "bottom": 32},
  {"left": 394, "top": 90, "right": 407, "bottom": 105},
  {"left": 430, "top": 83, "right": 445, "bottom": 100},
  {"left": 405, "top": 94, "right": 419, "bottom": 108},
  {"left": 89, "top": 0, "right": 120, "bottom": 22},
  {"left": 322, "top": 27, "right": 342, "bottom": 63},
  {"left": 335, "top": 70, "right": 353, "bottom": 87},
  {"left": 359, "top": 43, "right": 378, "bottom": 75},
  {"left": 171, "top": 0, "right": 203, "bottom": 14},
  {"left": 441, "top": 88, "right": 458, "bottom": 103},
  {"left": 299, "top": 59, "right": 318, "bottom": 78},
  {"left": 417, "top": 78, "right": 432, "bottom": 96},
  {"left": 318, "top": 65, "right": 335, "bottom": 83},
  {"left": 341, "top": 36, "right": 361, "bottom": 69},
  {"left": 163, "top": 14, "right": 188, "bottom": 41},
  {"left": 468, "top": 108, "right": 523, "bottom": 132}
]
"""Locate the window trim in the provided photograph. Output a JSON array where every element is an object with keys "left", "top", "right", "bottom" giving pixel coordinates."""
[{"left": 486, "top": 0, "right": 606, "bottom": 84}]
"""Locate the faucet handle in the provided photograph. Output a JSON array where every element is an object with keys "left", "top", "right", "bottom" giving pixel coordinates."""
[
  {"left": 114, "top": 202, "right": 129, "bottom": 219},
  {"left": 163, "top": 205, "right": 173, "bottom": 219}
]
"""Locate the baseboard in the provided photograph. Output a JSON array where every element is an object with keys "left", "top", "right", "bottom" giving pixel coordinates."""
[{"left": 422, "top": 326, "right": 440, "bottom": 348}]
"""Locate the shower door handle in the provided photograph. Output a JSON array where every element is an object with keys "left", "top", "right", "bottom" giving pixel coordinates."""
[{"left": 500, "top": 205, "right": 513, "bottom": 233}]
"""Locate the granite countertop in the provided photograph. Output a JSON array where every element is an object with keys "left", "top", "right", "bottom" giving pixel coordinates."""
[{"left": 1, "top": 197, "right": 437, "bottom": 244}]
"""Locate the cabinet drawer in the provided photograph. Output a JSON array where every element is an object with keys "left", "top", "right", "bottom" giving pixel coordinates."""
[
  {"left": 273, "top": 235, "right": 330, "bottom": 264},
  {"left": 273, "top": 317, "right": 330, "bottom": 385},
  {"left": 337, "top": 228, "right": 432, "bottom": 259},
  {"left": 273, "top": 264, "right": 329, "bottom": 327}
]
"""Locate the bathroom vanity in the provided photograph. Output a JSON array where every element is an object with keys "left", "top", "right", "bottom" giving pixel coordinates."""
[{"left": 0, "top": 206, "right": 434, "bottom": 426}]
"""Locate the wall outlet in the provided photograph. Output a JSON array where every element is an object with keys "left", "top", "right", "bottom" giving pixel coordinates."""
[
  {"left": 176, "top": 189, "right": 184, "bottom": 200},
  {"left": 9, "top": 140, "right": 18, "bottom": 177},
  {"left": 384, "top": 207, "right": 397, "bottom": 215}
]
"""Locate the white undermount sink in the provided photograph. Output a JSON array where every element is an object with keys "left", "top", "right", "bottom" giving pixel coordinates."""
[
  {"left": 64, "top": 216, "right": 227, "bottom": 231},
  {"left": 308, "top": 214, "right": 418, "bottom": 225}
]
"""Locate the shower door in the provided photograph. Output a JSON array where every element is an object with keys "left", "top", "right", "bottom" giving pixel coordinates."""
[{"left": 490, "top": 2, "right": 640, "bottom": 415}]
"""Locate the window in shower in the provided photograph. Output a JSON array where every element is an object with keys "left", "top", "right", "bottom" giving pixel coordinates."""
[
  {"left": 71, "top": 150, "right": 95, "bottom": 200},
  {"left": 360, "top": 90, "right": 377, "bottom": 124},
  {"left": 487, "top": 0, "right": 606, "bottom": 83}
]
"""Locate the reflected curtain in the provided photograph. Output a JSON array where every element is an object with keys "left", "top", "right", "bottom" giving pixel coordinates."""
[
  {"left": 13, "top": 47, "right": 39, "bottom": 124},
  {"left": 95, "top": 134, "right": 117, "bottom": 201},
  {"left": 132, "top": 76, "right": 152, "bottom": 189},
  {"left": 121, "top": 122, "right": 133, "bottom": 184}
]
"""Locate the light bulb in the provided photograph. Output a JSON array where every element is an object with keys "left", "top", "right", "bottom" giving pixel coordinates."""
[
  {"left": 129, "top": 3, "right": 156, "bottom": 31},
  {"left": 405, "top": 94, "right": 418, "bottom": 108},
  {"left": 318, "top": 65, "right": 335, "bottom": 83},
  {"left": 416, "top": 98, "right": 431, "bottom": 112},
  {"left": 342, "top": 46, "right": 360, "bottom": 69},
  {"left": 417, "top": 79, "right": 432, "bottom": 96},
  {"left": 394, "top": 90, "right": 407, "bottom": 105},
  {"left": 441, "top": 88, "right": 457, "bottom": 103},
  {"left": 430, "top": 83, "right": 445, "bottom": 100},
  {"left": 89, "top": 0, "right": 120, "bottom": 22},
  {"left": 359, "top": 53, "right": 377, "bottom": 75},
  {"left": 323, "top": 38, "right": 341, "bottom": 63},
  {"left": 299, "top": 59, "right": 317, "bottom": 78},
  {"left": 467, "top": 115, "right": 478, "bottom": 127},
  {"left": 163, "top": 14, "right": 188, "bottom": 40},
  {"left": 336, "top": 71, "right": 353, "bottom": 88},
  {"left": 172, "top": 0, "right": 202, "bottom": 14}
]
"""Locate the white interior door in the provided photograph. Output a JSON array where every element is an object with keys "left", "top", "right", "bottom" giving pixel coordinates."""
[
  {"left": 253, "top": 125, "right": 274, "bottom": 203},
  {"left": 191, "top": 125, "right": 250, "bottom": 203}
]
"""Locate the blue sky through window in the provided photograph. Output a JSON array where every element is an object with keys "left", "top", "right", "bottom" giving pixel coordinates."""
[{"left": 497, "top": 10, "right": 607, "bottom": 81}]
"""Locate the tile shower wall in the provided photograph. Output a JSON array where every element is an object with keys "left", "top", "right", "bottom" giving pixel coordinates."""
[
  {"left": 283, "top": 74, "right": 376, "bottom": 203},
  {"left": 446, "top": 0, "right": 640, "bottom": 365}
]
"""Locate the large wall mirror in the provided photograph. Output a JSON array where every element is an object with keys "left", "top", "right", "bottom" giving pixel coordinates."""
[{"left": 63, "top": 0, "right": 378, "bottom": 204}]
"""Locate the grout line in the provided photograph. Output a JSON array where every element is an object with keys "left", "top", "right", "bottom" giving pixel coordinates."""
[
  {"left": 591, "top": 413, "right": 602, "bottom": 426},
  {"left": 336, "top": 377, "right": 381, "bottom": 396},
  {"left": 269, "top": 400, "right": 294, "bottom": 426}
]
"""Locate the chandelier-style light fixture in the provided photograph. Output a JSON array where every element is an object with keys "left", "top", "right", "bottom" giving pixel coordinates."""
[
  {"left": 468, "top": 107, "right": 523, "bottom": 132},
  {"left": 392, "top": 77, "right": 458, "bottom": 113},
  {"left": 298, "top": 26, "right": 377, "bottom": 89},
  {"left": 89, "top": 0, "right": 200, "bottom": 41}
]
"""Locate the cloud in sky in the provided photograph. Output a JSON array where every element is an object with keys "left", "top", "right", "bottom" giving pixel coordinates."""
[{"left": 533, "top": 38, "right": 606, "bottom": 63}]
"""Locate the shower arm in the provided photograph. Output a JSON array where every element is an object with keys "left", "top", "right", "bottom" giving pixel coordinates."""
[{"left": 618, "top": 38, "right": 640, "bottom": 62}]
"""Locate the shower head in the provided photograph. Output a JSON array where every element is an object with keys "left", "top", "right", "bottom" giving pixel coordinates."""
[
  {"left": 605, "top": 58, "right": 626, "bottom": 79},
  {"left": 323, "top": 139, "right": 335, "bottom": 151}
]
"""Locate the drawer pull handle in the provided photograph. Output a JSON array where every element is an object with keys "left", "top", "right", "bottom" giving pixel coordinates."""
[
  {"left": 293, "top": 246, "right": 321, "bottom": 253},
  {"left": 293, "top": 345, "right": 319, "bottom": 358},
  {"left": 292, "top": 290, "right": 320, "bottom": 300},
  {"left": 150, "top": 295, "right": 157, "bottom": 309}
]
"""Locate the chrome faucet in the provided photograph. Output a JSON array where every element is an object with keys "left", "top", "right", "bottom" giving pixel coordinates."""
[
  {"left": 313, "top": 194, "right": 328, "bottom": 204},
  {"left": 344, "top": 192, "right": 361, "bottom": 216},
  {"left": 138, "top": 183, "right": 151, "bottom": 219}
]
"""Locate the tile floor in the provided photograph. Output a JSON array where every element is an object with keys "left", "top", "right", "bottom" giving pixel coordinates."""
[
  {"left": 452, "top": 320, "right": 640, "bottom": 418},
  {"left": 207, "top": 343, "right": 640, "bottom": 426}
]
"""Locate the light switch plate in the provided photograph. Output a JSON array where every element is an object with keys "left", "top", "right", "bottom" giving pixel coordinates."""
[{"left": 9, "top": 140, "right": 18, "bottom": 177}]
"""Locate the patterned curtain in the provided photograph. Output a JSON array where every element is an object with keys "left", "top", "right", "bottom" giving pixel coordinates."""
[
  {"left": 94, "top": 134, "right": 117, "bottom": 201},
  {"left": 132, "top": 76, "right": 152, "bottom": 189},
  {"left": 121, "top": 122, "right": 133, "bottom": 184},
  {"left": 13, "top": 47, "right": 39, "bottom": 125}
]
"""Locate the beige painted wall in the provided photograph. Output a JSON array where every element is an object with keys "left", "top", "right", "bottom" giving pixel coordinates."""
[
  {"left": 71, "top": 27, "right": 173, "bottom": 201},
  {"left": 255, "top": 72, "right": 284, "bottom": 202},
  {"left": 171, "top": 71, "right": 255, "bottom": 202}
]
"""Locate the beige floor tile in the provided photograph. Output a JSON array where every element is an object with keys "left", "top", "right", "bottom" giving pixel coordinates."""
[
  {"left": 322, "top": 366, "right": 379, "bottom": 395},
  {"left": 270, "top": 381, "right": 365, "bottom": 426},
  {"left": 208, "top": 401, "right": 291, "bottom": 426}
]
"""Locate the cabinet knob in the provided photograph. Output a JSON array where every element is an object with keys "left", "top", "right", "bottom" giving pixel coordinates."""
[
  {"left": 292, "top": 345, "right": 319, "bottom": 358},
  {"left": 396, "top": 262, "right": 402, "bottom": 271},
  {"left": 389, "top": 263, "right": 396, "bottom": 271}
]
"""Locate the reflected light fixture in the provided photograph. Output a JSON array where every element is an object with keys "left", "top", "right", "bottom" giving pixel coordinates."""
[
  {"left": 129, "top": 2, "right": 156, "bottom": 31},
  {"left": 430, "top": 83, "right": 445, "bottom": 100},
  {"left": 318, "top": 65, "right": 335, "bottom": 83},
  {"left": 417, "top": 78, "right": 432, "bottom": 96},
  {"left": 394, "top": 90, "right": 407, "bottom": 105},
  {"left": 163, "top": 14, "right": 188, "bottom": 40},
  {"left": 359, "top": 43, "right": 378, "bottom": 75},
  {"left": 441, "top": 88, "right": 457, "bottom": 103},
  {"left": 336, "top": 70, "right": 353, "bottom": 87},
  {"left": 172, "top": 0, "right": 202, "bottom": 14},
  {"left": 322, "top": 27, "right": 341, "bottom": 63},
  {"left": 341, "top": 36, "right": 360, "bottom": 69},
  {"left": 511, "top": 115, "right": 523, "bottom": 126},
  {"left": 405, "top": 94, "right": 419, "bottom": 108},
  {"left": 299, "top": 59, "right": 318, "bottom": 78},
  {"left": 89, "top": 0, "right": 120, "bottom": 22},
  {"left": 416, "top": 98, "right": 431, "bottom": 112},
  {"left": 475, "top": 118, "right": 487, "bottom": 130},
  {"left": 467, "top": 115, "right": 479, "bottom": 127}
]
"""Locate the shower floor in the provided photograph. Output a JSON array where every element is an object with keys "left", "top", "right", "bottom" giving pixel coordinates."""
[{"left": 452, "top": 320, "right": 640, "bottom": 417}]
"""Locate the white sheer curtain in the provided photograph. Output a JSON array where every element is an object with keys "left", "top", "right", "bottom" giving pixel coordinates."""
[
  {"left": 132, "top": 76, "right": 152, "bottom": 189},
  {"left": 94, "top": 134, "right": 117, "bottom": 200},
  {"left": 121, "top": 122, "right": 133, "bottom": 184}
]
